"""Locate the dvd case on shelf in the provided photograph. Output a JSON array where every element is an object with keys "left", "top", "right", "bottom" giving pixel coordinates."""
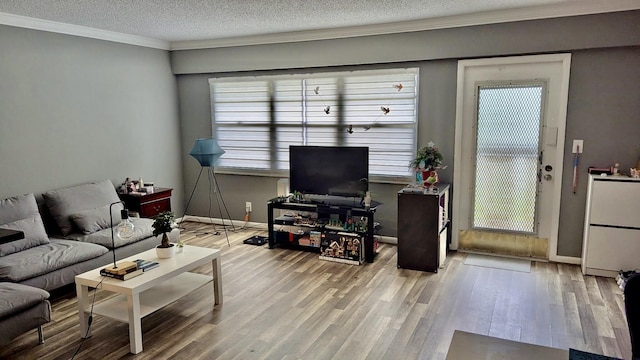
[{"left": 319, "top": 231, "right": 364, "bottom": 265}]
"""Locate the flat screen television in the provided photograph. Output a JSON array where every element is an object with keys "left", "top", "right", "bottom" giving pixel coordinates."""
[{"left": 289, "top": 145, "right": 369, "bottom": 199}]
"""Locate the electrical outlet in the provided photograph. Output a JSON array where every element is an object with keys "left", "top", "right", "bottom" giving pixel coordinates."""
[{"left": 245, "top": 202, "right": 252, "bottom": 213}]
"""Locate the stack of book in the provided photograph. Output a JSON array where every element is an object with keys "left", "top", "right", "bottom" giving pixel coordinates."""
[
  {"left": 133, "top": 259, "right": 159, "bottom": 272},
  {"left": 100, "top": 260, "right": 143, "bottom": 280}
]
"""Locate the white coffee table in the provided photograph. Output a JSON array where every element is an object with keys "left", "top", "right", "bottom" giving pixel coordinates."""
[{"left": 75, "top": 245, "right": 222, "bottom": 354}]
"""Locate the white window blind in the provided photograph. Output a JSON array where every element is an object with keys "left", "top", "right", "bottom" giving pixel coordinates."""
[{"left": 209, "top": 68, "right": 418, "bottom": 180}]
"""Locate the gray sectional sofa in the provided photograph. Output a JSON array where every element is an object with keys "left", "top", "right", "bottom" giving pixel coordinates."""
[
  {"left": 0, "top": 179, "right": 179, "bottom": 345},
  {"left": 0, "top": 283, "right": 50, "bottom": 346}
]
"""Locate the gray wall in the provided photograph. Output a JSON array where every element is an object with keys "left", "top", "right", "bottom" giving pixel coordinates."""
[
  {"left": 4, "top": 11, "right": 636, "bottom": 258},
  {"left": 559, "top": 47, "right": 640, "bottom": 256},
  {"left": 175, "top": 61, "right": 457, "bottom": 238},
  {"left": 0, "top": 26, "right": 184, "bottom": 210},
  {"left": 172, "top": 11, "right": 640, "bottom": 258}
]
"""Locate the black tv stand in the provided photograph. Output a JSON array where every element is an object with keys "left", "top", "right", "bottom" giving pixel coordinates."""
[{"left": 267, "top": 197, "right": 381, "bottom": 263}]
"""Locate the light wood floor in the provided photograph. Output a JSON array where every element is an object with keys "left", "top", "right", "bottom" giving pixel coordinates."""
[{"left": 0, "top": 221, "right": 632, "bottom": 360}]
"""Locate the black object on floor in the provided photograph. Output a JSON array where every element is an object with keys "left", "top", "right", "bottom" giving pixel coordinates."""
[
  {"left": 625, "top": 273, "right": 640, "bottom": 360},
  {"left": 569, "top": 348, "right": 621, "bottom": 360},
  {"left": 243, "top": 235, "right": 269, "bottom": 246}
]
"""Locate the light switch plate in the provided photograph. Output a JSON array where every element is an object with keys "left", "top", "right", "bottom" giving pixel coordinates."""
[{"left": 572, "top": 140, "right": 583, "bottom": 153}]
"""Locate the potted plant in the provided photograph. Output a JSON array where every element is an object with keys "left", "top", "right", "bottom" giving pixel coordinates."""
[
  {"left": 410, "top": 142, "right": 445, "bottom": 187},
  {"left": 152, "top": 211, "right": 176, "bottom": 258}
]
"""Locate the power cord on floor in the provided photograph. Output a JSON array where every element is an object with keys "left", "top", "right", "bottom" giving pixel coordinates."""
[{"left": 70, "top": 276, "right": 105, "bottom": 360}]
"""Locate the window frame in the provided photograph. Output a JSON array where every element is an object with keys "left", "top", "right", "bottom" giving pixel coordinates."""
[{"left": 209, "top": 67, "right": 419, "bottom": 184}]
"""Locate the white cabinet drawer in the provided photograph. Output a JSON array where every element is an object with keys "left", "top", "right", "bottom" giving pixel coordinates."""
[
  {"left": 585, "top": 226, "right": 640, "bottom": 272},
  {"left": 590, "top": 180, "right": 640, "bottom": 227}
]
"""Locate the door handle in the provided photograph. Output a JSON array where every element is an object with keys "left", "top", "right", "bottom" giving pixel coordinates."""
[{"left": 538, "top": 151, "right": 544, "bottom": 165}]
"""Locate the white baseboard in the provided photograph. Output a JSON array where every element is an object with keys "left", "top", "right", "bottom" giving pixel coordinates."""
[
  {"left": 379, "top": 236, "right": 397, "bottom": 245},
  {"left": 180, "top": 216, "right": 396, "bottom": 243},
  {"left": 179, "top": 218, "right": 582, "bottom": 264},
  {"left": 181, "top": 215, "right": 269, "bottom": 230},
  {"left": 550, "top": 255, "right": 582, "bottom": 265}
]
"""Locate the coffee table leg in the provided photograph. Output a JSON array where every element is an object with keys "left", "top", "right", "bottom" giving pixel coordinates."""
[
  {"left": 76, "top": 283, "right": 91, "bottom": 338},
  {"left": 127, "top": 293, "right": 143, "bottom": 354},
  {"left": 212, "top": 257, "right": 223, "bottom": 305}
]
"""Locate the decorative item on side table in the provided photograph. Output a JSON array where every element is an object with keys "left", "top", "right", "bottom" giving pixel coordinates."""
[
  {"left": 153, "top": 211, "right": 178, "bottom": 258},
  {"left": 410, "top": 141, "right": 446, "bottom": 190}
]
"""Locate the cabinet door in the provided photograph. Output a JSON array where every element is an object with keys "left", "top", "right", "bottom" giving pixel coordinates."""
[
  {"left": 140, "top": 198, "right": 171, "bottom": 218},
  {"left": 397, "top": 193, "right": 439, "bottom": 272},
  {"left": 590, "top": 180, "right": 640, "bottom": 227},
  {"left": 586, "top": 226, "right": 640, "bottom": 272}
]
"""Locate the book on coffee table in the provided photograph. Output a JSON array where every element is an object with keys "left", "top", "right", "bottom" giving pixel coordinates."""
[
  {"left": 100, "top": 267, "right": 143, "bottom": 280},
  {"left": 133, "top": 259, "right": 159, "bottom": 272},
  {"left": 102, "top": 260, "right": 138, "bottom": 275}
]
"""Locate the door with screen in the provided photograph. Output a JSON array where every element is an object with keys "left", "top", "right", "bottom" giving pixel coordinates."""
[
  {"left": 453, "top": 54, "right": 571, "bottom": 261},
  {"left": 473, "top": 83, "right": 544, "bottom": 234}
]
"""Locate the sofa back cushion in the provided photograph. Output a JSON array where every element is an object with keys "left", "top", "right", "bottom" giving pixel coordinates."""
[
  {"left": 69, "top": 203, "right": 124, "bottom": 235},
  {"left": 43, "top": 179, "right": 121, "bottom": 236},
  {"left": 0, "top": 193, "right": 50, "bottom": 256}
]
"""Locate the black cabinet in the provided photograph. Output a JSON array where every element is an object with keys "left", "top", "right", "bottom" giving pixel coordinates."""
[{"left": 397, "top": 185, "right": 450, "bottom": 272}]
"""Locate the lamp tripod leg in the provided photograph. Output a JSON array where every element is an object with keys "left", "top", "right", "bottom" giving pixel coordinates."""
[
  {"left": 181, "top": 167, "right": 219, "bottom": 237},
  {"left": 206, "top": 168, "right": 220, "bottom": 236},
  {"left": 211, "top": 169, "right": 235, "bottom": 231},
  {"left": 210, "top": 168, "right": 231, "bottom": 247},
  {"left": 180, "top": 167, "right": 204, "bottom": 229}
]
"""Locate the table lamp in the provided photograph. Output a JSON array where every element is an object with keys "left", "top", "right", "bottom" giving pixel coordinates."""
[{"left": 106, "top": 201, "right": 135, "bottom": 270}]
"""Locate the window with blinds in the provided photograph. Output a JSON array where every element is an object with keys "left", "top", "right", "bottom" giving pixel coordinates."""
[{"left": 209, "top": 68, "right": 419, "bottom": 180}]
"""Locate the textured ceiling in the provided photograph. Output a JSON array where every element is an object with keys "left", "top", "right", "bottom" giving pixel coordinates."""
[{"left": 0, "top": 0, "right": 589, "bottom": 42}]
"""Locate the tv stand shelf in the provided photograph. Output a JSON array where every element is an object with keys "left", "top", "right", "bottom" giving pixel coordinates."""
[{"left": 267, "top": 198, "right": 381, "bottom": 263}]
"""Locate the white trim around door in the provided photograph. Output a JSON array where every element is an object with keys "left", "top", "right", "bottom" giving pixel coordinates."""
[{"left": 453, "top": 53, "right": 572, "bottom": 263}]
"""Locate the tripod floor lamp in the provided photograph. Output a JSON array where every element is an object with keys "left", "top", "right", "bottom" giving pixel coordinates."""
[{"left": 181, "top": 138, "right": 234, "bottom": 246}]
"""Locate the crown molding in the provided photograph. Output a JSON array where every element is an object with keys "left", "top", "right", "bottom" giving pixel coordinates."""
[
  {"left": 0, "top": 12, "right": 170, "bottom": 50},
  {"left": 170, "top": 0, "right": 640, "bottom": 50},
  {"left": 0, "top": 0, "right": 638, "bottom": 51}
]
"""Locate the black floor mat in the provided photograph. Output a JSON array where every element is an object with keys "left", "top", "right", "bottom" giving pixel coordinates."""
[{"left": 243, "top": 235, "right": 269, "bottom": 246}]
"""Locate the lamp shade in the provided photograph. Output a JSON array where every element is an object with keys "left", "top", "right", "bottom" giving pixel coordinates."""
[{"left": 189, "top": 138, "right": 225, "bottom": 167}]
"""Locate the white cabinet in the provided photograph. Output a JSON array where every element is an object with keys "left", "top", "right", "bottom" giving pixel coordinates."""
[{"left": 581, "top": 175, "right": 640, "bottom": 277}]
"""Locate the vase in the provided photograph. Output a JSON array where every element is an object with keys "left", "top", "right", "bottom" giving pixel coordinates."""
[{"left": 156, "top": 243, "right": 175, "bottom": 258}]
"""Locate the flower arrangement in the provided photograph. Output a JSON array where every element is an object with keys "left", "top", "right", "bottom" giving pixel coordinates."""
[
  {"left": 152, "top": 211, "right": 176, "bottom": 248},
  {"left": 410, "top": 142, "right": 444, "bottom": 170}
]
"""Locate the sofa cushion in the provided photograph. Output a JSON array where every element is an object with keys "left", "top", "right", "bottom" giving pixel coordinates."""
[
  {"left": 43, "top": 179, "right": 121, "bottom": 236},
  {"left": 69, "top": 203, "right": 124, "bottom": 235},
  {"left": 0, "top": 193, "right": 50, "bottom": 256},
  {"left": 64, "top": 218, "right": 172, "bottom": 249},
  {"left": 0, "top": 239, "right": 108, "bottom": 282},
  {"left": 0, "top": 283, "right": 49, "bottom": 320}
]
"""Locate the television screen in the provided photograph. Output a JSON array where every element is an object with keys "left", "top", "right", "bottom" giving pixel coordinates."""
[{"left": 289, "top": 146, "right": 369, "bottom": 198}]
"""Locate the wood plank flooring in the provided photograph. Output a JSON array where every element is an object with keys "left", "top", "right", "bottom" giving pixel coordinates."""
[{"left": 0, "top": 221, "right": 631, "bottom": 360}]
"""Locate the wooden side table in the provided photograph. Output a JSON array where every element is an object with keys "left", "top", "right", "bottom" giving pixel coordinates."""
[{"left": 118, "top": 187, "right": 172, "bottom": 218}]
